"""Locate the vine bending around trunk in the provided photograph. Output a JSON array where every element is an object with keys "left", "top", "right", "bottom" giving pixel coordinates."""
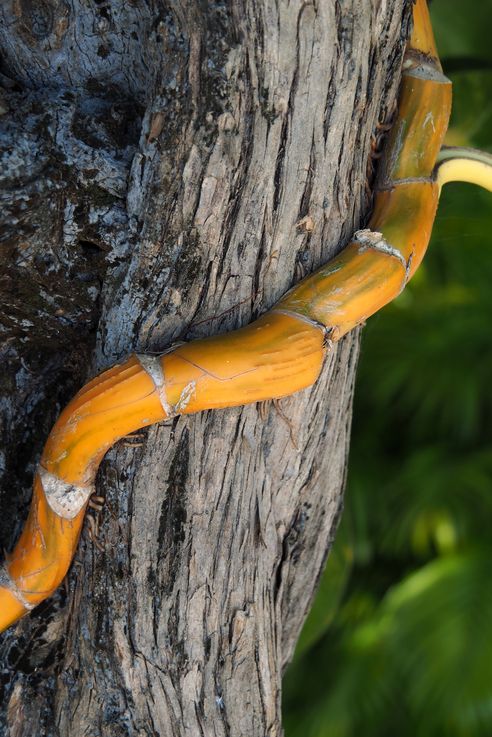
[{"left": 1, "top": 0, "right": 491, "bottom": 633}]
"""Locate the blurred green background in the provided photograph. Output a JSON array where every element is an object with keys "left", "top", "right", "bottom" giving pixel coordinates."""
[{"left": 283, "top": 1, "right": 492, "bottom": 735}]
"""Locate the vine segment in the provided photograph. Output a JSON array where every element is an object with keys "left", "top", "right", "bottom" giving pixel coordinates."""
[{"left": 0, "top": 0, "right": 490, "bottom": 633}]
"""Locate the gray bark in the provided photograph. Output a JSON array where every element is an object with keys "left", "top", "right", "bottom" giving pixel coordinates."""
[{"left": 0, "top": 0, "right": 410, "bottom": 735}]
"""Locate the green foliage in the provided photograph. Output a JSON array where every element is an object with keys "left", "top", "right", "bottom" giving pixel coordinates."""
[
  {"left": 432, "top": 0, "right": 492, "bottom": 62},
  {"left": 284, "top": 2, "right": 492, "bottom": 735}
]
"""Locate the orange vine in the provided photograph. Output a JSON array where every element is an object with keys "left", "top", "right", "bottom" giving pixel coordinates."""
[{"left": 0, "top": 0, "right": 488, "bottom": 633}]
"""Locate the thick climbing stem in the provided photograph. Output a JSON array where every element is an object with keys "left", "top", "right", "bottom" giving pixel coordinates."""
[{"left": 0, "top": 0, "right": 490, "bottom": 634}]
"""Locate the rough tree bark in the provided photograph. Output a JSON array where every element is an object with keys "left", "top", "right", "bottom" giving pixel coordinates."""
[{"left": 0, "top": 1, "right": 410, "bottom": 735}]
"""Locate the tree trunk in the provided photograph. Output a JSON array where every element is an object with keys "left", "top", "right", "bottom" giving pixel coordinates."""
[{"left": 0, "top": 1, "right": 410, "bottom": 734}]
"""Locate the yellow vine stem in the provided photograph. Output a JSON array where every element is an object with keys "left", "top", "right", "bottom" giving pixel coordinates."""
[
  {"left": 0, "top": 0, "right": 489, "bottom": 633},
  {"left": 435, "top": 147, "right": 492, "bottom": 193}
]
